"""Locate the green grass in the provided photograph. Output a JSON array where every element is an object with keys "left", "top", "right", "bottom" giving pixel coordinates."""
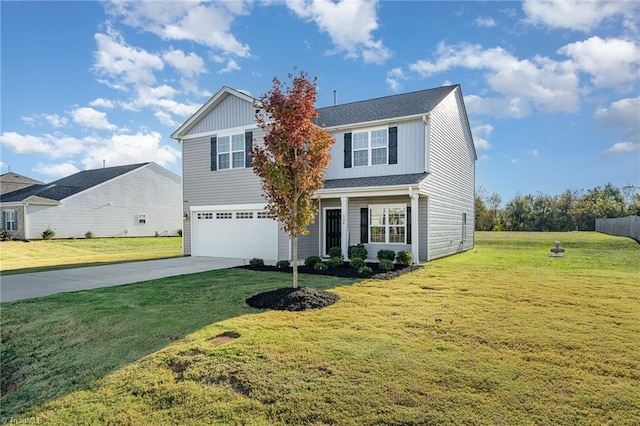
[
  {"left": 1, "top": 232, "right": 639, "bottom": 425},
  {"left": 0, "top": 237, "right": 182, "bottom": 274}
]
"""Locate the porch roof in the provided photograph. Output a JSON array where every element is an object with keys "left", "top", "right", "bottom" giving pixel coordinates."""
[{"left": 322, "top": 173, "right": 427, "bottom": 190}]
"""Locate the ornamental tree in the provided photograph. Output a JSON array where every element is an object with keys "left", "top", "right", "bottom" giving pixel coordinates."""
[{"left": 252, "top": 70, "right": 334, "bottom": 288}]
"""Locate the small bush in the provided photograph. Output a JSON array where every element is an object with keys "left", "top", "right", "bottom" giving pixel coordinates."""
[
  {"left": 379, "top": 258, "right": 394, "bottom": 271},
  {"left": 349, "top": 244, "right": 368, "bottom": 260},
  {"left": 358, "top": 266, "right": 373, "bottom": 276},
  {"left": 314, "top": 262, "right": 329, "bottom": 273},
  {"left": 349, "top": 257, "right": 366, "bottom": 269},
  {"left": 328, "top": 246, "right": 342, "bottom": 258},
  {"left": 327, "top": 256, "right": 344, "bottom": 268},
  {"left": 154, "top": 231, "right": 160, "bottom": 237},
  {"left": 304, "top": 255, "right": 322, "bottom": 267},
  {"left": 377, "top": 249, "right": 396, "bottom": 261},
  {"left": 177, "top": 229, "right": 183, "bottom": 237},
  {"left": 249, "top": 258, "right": 264, "bottom": 268},
  {"left": 41, "top": 227, "right": 56, "bottom": 240},
  {"left": 396, "top": 250, "right": 412, "bottom": 266},
  {"left": 276, "top": 260, "right": 290, "bottom": 270},
  {"left": 85, "top": 231, "right": 94, "bottom": 239}
]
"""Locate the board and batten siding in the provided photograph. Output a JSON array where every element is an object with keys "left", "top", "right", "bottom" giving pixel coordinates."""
[
  {"left": 324, "top": 121, "right": 426, "bottom": 180},
  {"left": 186, "top": 94, "right": 255, "bottom": 136},
  {"left": 26, "top": 164, "right": 181, "bottom": 240},
  {"left": 419, "top": 88, "right": 475, "bottom": 260}
]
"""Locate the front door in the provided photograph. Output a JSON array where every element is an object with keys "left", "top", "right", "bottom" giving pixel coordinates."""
[{"left": 325, "top": 209, "right": 341, "bottom": 255}]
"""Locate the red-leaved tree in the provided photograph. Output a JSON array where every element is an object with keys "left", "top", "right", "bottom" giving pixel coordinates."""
[{"left": 252, "top": 70, "right": 334, "bottom": 288}]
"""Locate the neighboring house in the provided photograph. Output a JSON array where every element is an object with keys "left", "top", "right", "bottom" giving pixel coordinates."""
[
  {"left": 172, "top": 85, "right": 476, "bottom": 263},
  {"left": 0, "top": 163, "right": 182, "bottom": 240},
  {"left": 1, "top": 172, "right": 44, "bottom": 195}
]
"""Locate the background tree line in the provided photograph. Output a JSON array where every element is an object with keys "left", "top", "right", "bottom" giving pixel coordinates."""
[{"left": 475, "top": 183, "right": 640, "bottom": 232}]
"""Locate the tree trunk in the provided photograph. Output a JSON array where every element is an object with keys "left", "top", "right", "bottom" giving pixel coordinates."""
[{"left": 292, "top": 234, "right": 299, "bottom": 288}]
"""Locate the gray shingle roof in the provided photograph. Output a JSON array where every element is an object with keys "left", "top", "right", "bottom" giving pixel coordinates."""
[
  {"left": 0, "top": 163, "right": 149, "bottom": 203},
  {"left": 315, "top": 85, "right": 458, "bottom": 128},
  {"left": 0, "top": 173, "right": 44, "bottom": 195},
  {"left": 322, "top": 173, "right": 428, "bottom": 190}
]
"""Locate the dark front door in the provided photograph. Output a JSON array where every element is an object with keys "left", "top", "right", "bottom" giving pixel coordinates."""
[{"left": 325, "top": 209, "right": 341, "bottom": 255}]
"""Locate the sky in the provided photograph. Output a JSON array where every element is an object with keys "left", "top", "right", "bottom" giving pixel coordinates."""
[{"left": 1, "top": 0, "right": 638, "bottom": 203}]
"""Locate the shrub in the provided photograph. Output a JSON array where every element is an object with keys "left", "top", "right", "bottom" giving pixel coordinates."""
[
  {"left": 177, "top": 229, "right": 183, "bottom": 237},
  {"left": 314, "top": 262, "right": 328, "bottom": 273},
  {"left": 379, "top": 258, "right": 394, "bottom": 271},
  {"left": 396, "top": 250, "right": 412, "bottom": 266},
  {"left": 276, "top": 260, "right": 290, "bottom": 270},
  {"left": 349, "top": 257, "right": 366, "bottom": 269},
  {"left": 358, "top": 266, "right": 373, "bottom": 276},
  {"left": 327, "top": 256, "right": 344, "bottom": 268},
  {"left": 304, "top": 255, "right": 322, "bottom": 267},
  {"left": 328, "top": 246, "right": 342, "bottom": 258},
  {"left": 41, "top": 227, "right": 56, "bottom": 240},
  {"left": 154, "top": 231, "right": 160, "bottom": 237},
  {"left": 377, "top": 249, "right": 396, "bottom": 261},
  {"left": 249, "top": 258, "right": 264, "bottom": 268},
  {"left": 85, "top": 231, "right": 94, "bottom": 239},
  {"left": 349, "top": 244, "right": 368, "bottom": 260}
]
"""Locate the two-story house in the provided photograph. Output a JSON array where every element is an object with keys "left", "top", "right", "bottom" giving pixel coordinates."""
[{"left": 172, "top": 84, "right": 476, "bottom": 264}]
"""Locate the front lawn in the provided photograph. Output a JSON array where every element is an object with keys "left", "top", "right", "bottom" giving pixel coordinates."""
[{"left": 2, "top": 232, "right": 639, "bottom": 424}]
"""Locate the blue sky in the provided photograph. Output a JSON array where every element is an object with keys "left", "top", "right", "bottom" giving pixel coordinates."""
[{"left": 1, "top": 0, "right": 638, "bottom": 202}]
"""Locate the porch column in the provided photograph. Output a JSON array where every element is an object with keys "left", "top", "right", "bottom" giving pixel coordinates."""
[
  {"left": 410, "top": 193, "right": 419, "bottom": 264},
  {"left": 340, "top": 196, "right": 349, "bottom": 259}
]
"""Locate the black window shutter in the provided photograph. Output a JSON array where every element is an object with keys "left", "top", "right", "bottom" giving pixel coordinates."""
[
  {"left": 360, "top": 207, "right": 368, "bottom": 243},
  {"left": 245, "top": 131, "right": 253, "bottom": 167},
  {"left": 406, "top": 206, "right": 411, "bottom": 244},
  {"left": 344, "top": 133, "right": 352, "bottom": 168},
  {"left": 210, "top": 136, "right": 217, "bottom": 171},
  {"left": 1, "top": 211, "right": 5, "bottom": 230},
  {"left": 389, "top": 126, "right": 398, "bottom": 164}
]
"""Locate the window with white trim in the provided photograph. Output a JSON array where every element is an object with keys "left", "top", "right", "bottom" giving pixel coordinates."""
[
  {"left": 353, "top": 128, "right": 388, "bottom": 167},
  {"left": 137, "top": 214, "right": 147, "bottom": 224},
  {"left": 369, "top": 205, "right": 406, "bottom": 244},
  {"left": 197, "top": 213, "right": 213, "bottom": 219},
  {"left": 4, "top": 210, "right": 17, "bottom": 231},
  {"left": 216, "top": 212, "right": 233, "bottom": 219},
  {"left": 218, "top": 134, "right": 245, "bottom": 169}
]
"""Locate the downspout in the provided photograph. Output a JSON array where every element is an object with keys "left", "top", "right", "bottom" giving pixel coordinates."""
[
  {"left": 408, "top": 187, "right": 419, "bottom": 264},
  {"left": 23, "top": 203, "right": 29, "bottom": 240},
  {"left": 423, "top": 114, "right": 430, "bottom": 174}
]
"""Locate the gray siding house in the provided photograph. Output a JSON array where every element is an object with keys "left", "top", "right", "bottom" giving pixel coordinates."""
[
  {"left": 172, "top": 85, "right": 476, "bottom": 263},
  {"left": 0, "top": 162, "right": 182, "bottom": 240}
]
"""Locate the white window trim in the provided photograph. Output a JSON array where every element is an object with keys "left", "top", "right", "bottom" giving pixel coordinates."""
[
  {"left": 5, "top": 209, "right": 17, "bottom": 231},
  {"left": 368, "top": 204, "right": 407, "bottom": 244},
  {"left": 217, "top": 130, "right": 246, "bottom": 170},
  {"left": 352, "top": 126, "right": 389, "bottom": 168},
  {"left": 137, "top": 213, "right": 147, "bottom": 224}
]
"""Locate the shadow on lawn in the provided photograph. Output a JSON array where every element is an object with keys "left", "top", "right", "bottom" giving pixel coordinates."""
[{"left": 0, "top": 268, "right": 356, "bottom": 416}]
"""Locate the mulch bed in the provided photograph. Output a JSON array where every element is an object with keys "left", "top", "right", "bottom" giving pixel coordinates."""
[{"left": 242, "top": 262, "right": 422, "bottom": 311}]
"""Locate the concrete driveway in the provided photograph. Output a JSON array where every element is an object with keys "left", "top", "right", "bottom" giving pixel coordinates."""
[{"left": 0, "top": 256, "right": 245, "bottom": 303}]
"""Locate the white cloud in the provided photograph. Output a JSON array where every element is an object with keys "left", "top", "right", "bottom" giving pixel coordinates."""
[
  {"left": 93, "top": 30, "right": 164, "bottom": 89},
  {"left": 522, "top": 0, "right": 639, "bottom": 32},
  {"left": 596, "top": 97, "right": 640, "bottom": 131},
  {"left": 218, "top": 58, "right": 241, "bottom": 74},
  {"left": 154, "top": 111, "right": 177, "bottom": 127},
  {"left": 558, "top": 36, "right": 640, "bottom": 90},
  {"left": 106, "top": 1, "right": 251, "bottom": 57},
  {"left": 286, "top": 0, "right": 391, "bottom": 64},
  {"left": 162, "top": 48, "right": 205, "bottom": 77},
  {"left": 21, "top": 116, "right": 37, "bottom": 127},
  {"left": 43, "top": 114, "right": 69, "bottom": 128},
  {"left": 525, "top": 149, "right": 540, "bottom": 160},
  {"left": 475, "top": 16, "right": 496, "bottom": 28},
  {"left": 410, "top": 42, "right": 579, "bottom": 117},
  {"left": 89, "top": 98, "right": 115, "bottom": 109},
  {"left": 0, "top": 132, "right": 85, "bottom": 158},
  {"left": 386, "top": 67, "right": 406, "bottom": 92},
  {"left": 471, "top": 124, "right": 493, "bottom": 150},
  {"left": 72, "top": 107, "right": 118, "bottom": 131},
  {"left": 601, "top": 142, "right": 640, "bottom": 157},
  {"left": 81, "top": 132, "right": 181, "bottom": 169},
  {"left": 34, "top": 162, "right": 80, "bottom": 179}
]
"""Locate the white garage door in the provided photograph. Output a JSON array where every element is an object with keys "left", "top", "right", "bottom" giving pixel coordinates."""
[{"left": 192, "top": 209, "right": 278, "bottom": 260}]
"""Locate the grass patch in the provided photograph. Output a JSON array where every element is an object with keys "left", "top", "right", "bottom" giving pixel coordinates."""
[
  {"left": 2, "top": 232, "right": 639, "bottom": 424},
  {"left": 0, "top": 237, "right": 182, "bottom": 274}
]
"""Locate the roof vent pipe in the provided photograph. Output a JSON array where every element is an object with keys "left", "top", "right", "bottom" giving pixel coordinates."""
[{"left": 333, "top": 90, "right": 337, "bottom": 106}]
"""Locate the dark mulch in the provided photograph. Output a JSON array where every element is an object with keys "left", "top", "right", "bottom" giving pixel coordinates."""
[
  {"left": 238, "top": 262, "right": 422, "bottom": 280},
  {"left": 243, "top": 262, "right": 422, "bottom": 311},
  {"left": 246, "top": 287, "right": 340, "bottom": 311}
]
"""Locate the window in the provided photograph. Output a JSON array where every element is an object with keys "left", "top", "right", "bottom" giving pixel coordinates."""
[
  {"left": 197, "top": 213, "right": 213, "bottom": 220},
  {"left": 257, "top": 211, "right": 275, "bottom": 219},
  {"left": 462, "top": 212, "right": 467, "bottom": 241},
  {"left": 369, "top": 205, "right": 406, "bottom": 244},
  {"left": 216, "top": 212, "right": 233, "bottom": 219},
  {"left": 137, "top": 214, "right": 147, "bottom": 224},
  {"left": 4, "top": 210, "right": 17, "bottom": 231},
  {"left": 236, "top": 212, "right": 253, "bottom": 219},
  {"left": 352, "top": 128, "right": 388, "bottom": 167},
  {"left": 217, "top": 134, "right": 245, "bottom": 169}
]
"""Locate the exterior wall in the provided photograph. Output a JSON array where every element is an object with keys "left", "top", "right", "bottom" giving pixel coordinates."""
[
  {"left": 25, "top": 164, "right": 181, "bottom": 239},
  {"left": 187, "top": 94, "right": 255, "bottom": 136},
  {"left": 419, "top": 89, "right": 475, "bottom": 260},
  {"left": 0, "top": 205, "right": 26, "bottom": 240},
  {"left": 324, "top": 120, "right": 426, "bottom": 180}
]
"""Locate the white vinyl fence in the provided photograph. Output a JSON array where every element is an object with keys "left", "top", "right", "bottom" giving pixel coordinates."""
[{"left": 595, "top": 215, "right": 640, "bottom": 242}]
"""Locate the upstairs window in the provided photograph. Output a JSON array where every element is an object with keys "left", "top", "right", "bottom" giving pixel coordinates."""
[
  {"left": 344, "top": 127, "right": 397, "bottom": 168},
  {"left": 218, "top": 134, "right": 245, "bottom": 169}
]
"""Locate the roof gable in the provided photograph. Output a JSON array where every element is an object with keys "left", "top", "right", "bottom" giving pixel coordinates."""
[
  {"left": 0, "top": 172, "right": 44, "bottom": 195},
  {"left": 315, "top": 85, "right": 458, "bottom": 128}
]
